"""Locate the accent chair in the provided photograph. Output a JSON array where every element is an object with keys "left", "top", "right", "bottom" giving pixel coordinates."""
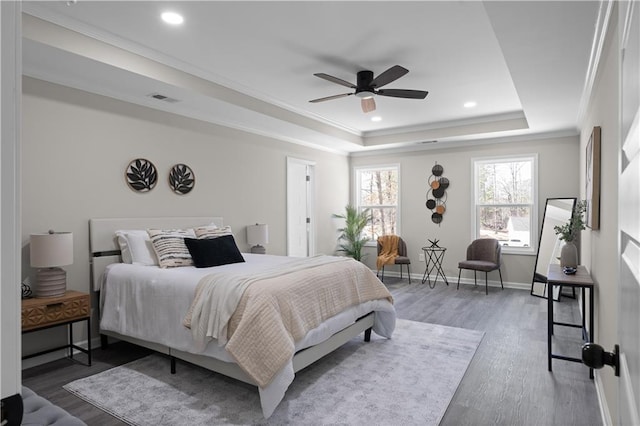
[
  {"left": 457, "top": 238, "right": 503, "bottom": 295},
  {"left": 377, "top": 235, "right": 411, "bottom": 284}
]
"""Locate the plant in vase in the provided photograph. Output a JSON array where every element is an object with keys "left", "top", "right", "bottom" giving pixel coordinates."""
[
  {"left": 332, "top": 205, "right": 371, "bottom": 262},
  {"left": 553, "top": 200, "right": 587, "bottom": 269}
]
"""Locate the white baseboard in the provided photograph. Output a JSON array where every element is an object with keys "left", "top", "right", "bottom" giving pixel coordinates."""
[
  {"left": 21, "top": 349, "right": 68, "bottom": 370},
  {"left": 21, "top": 336, "right": 102, "bottom": 370},
  {"left": 594, "top": 370, "right": 613, "bottom": 426},
  {"left": 375, "top": 269, "right": 530, "bottom": 291}
]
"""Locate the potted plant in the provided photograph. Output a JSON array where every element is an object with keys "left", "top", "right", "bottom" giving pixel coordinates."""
[
  {"left": 332, "top": 205, "right": 371, "bottom": 261},
  {"left": 553, "top": 200, "right": 587, "bottom": 268}
]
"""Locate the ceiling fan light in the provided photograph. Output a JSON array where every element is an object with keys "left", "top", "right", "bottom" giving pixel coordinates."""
[
  {"left": 355, "top": 91, "right": 375, "bottom": 99},
  {"left": 361, "top": 97, "right": 376, "bottom": 113}
]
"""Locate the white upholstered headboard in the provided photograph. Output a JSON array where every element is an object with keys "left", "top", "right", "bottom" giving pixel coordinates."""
[{"left": 89, "top": 216, "right": 223, "bottom": 291}]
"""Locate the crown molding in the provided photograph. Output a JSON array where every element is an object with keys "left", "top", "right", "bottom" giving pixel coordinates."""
[{"left": 576, "top": 0, "right": 614, "bottom": 128}]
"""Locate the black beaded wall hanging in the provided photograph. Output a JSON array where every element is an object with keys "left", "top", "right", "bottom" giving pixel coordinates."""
[{"left": 426, "top": 163, "right": 449, "bottom": 224}]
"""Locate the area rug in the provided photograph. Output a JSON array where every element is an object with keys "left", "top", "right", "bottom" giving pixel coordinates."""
[{"left": 64, "top": 319, "right": 483, "bottom": 425}]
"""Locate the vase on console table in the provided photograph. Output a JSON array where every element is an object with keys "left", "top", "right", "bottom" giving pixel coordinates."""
[
  {"left": 554, "top": 200, "right": 586, "bottom": 270},
  {"left": 560, "top": 241, "right": 578, "bottom": 268}
]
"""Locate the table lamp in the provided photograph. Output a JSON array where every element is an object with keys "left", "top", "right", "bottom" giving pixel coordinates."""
[
  {"left": 30, "top": 231, "right": 73, "bottom": 298},
  {"left": 247, "top": 223, "right": 268, "bottom": 254}
]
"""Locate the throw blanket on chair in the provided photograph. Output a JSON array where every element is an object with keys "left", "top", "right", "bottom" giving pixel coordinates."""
[{"left": 377, "top": 235, "right": 400, "bottom": 271}]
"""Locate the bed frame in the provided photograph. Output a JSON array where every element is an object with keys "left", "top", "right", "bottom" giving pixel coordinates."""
[{"left": 89, "top": 216, "right": 374, "bottom": 386}]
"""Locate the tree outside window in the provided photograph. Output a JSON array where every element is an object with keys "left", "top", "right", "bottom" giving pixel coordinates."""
[
  {"left": 355, "top": 165, "right": 399, "bottom": 241},
  {"left": 474, "top": 156, "right": 536, "bottom": 253}
]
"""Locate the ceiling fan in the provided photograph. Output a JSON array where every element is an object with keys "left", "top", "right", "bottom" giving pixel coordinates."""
[{"left": 309, "top": 65, "right": 428, "bottom": 113}]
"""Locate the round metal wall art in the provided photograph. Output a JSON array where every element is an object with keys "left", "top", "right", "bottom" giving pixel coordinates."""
[
  {"left": 169, "top": 163, "right": 195, "bottom": 195},
  {"left": 426, "top": 162, "right": 450, "bottom": 225},
  {"left": 125, "top": 158, "right": 158, "bottom": 193}
]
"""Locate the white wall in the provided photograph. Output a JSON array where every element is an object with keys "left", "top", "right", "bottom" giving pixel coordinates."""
[
  {"left": 351, "top": 136, "right": 580, "bottom": 286},
  {"left": 580, "top": 6, "right": 619, "bottom": 423},
  {"left": 1, "top": 0, "right": 22, "bottom": 402},
  {"left": 21, "top": 77, "right": 350, "bottom": 356}
]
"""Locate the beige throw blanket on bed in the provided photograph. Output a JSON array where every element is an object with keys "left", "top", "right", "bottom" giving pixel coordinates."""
[{"left": 183, "top": 255, "right": 393, "bottom": 388}]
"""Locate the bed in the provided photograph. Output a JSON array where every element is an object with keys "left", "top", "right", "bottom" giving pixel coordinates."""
[{"left": 89, "top": 216, "right": 396, "bottom": 418}]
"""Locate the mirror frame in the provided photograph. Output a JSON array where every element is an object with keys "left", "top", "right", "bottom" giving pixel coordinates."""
[{"left": 530, "top": 197, "right": 577, "bottom": 300}]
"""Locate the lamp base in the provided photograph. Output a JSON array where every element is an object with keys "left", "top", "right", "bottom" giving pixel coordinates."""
[
  {"left": 35, "top": 267, "right": 67, "bottom": 298},
  {"left": 250, "top": 245, "right": 266, "bottom": 255}
]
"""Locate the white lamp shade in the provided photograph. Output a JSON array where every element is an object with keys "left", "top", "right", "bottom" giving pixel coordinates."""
[
  {"left": 247, "top": 224, "right": 269, "bottom": 246},
  {"left": 30, "top": 232, "right": 74, "bottom": 268}
]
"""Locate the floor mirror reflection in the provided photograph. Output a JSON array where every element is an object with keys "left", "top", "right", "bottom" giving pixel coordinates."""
[{"left": 531, "top": 197, "right": 577, "bottom": 300}]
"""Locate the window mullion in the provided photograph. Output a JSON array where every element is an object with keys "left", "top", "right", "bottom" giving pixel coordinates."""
[
  {"left": 472, "top": 156, "right": 537, "bottom": 252},
  {"left": 355, "top": 165, "right": 400, "bottom": 240}
]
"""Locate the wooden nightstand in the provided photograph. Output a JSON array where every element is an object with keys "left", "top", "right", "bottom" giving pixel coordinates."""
[{"left": 22, "top": 290, "right": 92, "bottom": 366}]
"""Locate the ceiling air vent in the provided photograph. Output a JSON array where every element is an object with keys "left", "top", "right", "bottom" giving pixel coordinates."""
[{"left": 147, "top": 93, "right": 180, "bottom": 103}]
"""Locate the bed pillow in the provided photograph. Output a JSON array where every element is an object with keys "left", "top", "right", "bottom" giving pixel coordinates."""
[
  {"left": 194, "top": 225, "right": 233, "bottom": 239},
  {"left": 184, "top": 235, "right": 245, "bottom": 268},
  {"left": 147, "top": 228, "right": 196, "bottom": 268},
  {"left": 115, "top": 230, "right": 159, "bottom": 266}
]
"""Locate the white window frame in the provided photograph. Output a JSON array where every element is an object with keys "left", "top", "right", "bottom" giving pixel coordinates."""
[
  {"left": 354, "top": 164, "right": 401, "bottom": 245},
  {"left": 471, "top": 154, "right": 538, "bottom": 255}
]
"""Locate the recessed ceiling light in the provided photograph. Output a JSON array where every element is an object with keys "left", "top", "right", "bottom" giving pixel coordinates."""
[
  {"left": 464, "top": 101, "right": 477, "bottom": 108},
  {"left": 371, "top": 116, "right": 382, "bottom": 122},
  {"left": 161, "top": 11, "right": 184, "bottom": 25}
]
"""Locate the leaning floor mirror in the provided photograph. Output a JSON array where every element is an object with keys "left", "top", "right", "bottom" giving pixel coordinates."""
[{"left": 531, "top": 197, "right": 577, "bottom": 300}]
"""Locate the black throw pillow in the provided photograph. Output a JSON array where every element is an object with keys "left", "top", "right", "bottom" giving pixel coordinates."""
[{"left": 184, "top": 235, "right": 245, "bottom": 268}]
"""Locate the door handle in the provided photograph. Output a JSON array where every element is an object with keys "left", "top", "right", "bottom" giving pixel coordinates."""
[{"left": 582, "top": 343, "right": 620, "bottom": 376}]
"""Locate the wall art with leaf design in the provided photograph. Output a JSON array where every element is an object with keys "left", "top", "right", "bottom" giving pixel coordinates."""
[
  {"left": 125, "top": 158, "right": 157, "bottom": 192},
  {"left": 169, "top": 163, "right": 195, "bottom": 195}
]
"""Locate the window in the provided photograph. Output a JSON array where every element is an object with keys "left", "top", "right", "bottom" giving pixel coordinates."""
[
  {"left": 355, "top": 165, "right": 400, "bottom": 241},
  {"left": 473, "top": 155, "right": 537, "bottom": 254}
]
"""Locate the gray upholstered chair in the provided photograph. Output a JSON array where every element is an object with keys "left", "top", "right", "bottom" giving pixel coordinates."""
[
  {"left": 377, "top": 236, "right": 411, "bottom": 283},
  {"left": 457, "top": 238, "right": 503, "bottom": 295}
]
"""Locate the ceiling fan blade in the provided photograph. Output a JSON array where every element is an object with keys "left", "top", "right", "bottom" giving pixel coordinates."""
[
  {"left": 376, "top": 89, "right": 429, "bottom": 99},
  {"left": 370, "top": 65, "right": 409, "bottom": 88},
  {"left": 314, "top": 73, "right": 356, "bottom": 89},
  {"left": 361, "top": 97, "right": 376, "bottom": 113},
  {"left": 309, "top": 93, "right": 353, "bottom": 103}
]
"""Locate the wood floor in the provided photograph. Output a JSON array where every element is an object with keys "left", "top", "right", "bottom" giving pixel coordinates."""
[{"left": 22, "top": 279, "right": 602, "bottom": 425}]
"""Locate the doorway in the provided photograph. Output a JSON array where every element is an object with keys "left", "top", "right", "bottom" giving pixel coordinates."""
[{"left": 286, "top": 157, "right": 315, "bottom": 257}]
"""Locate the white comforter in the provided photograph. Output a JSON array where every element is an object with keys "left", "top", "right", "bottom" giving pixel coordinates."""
[{"left": 99, "top": 253, "right": 396, "bottom": 417}]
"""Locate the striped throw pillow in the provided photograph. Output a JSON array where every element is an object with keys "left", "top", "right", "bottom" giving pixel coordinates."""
[
  {"left": 147, "top": 228, "right": 196, "bottom": 268},
  {"left": 194, "top": 225, "right": 233, "bottom": 239}
]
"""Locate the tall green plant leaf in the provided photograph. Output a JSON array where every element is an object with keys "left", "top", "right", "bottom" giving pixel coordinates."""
[{"left": 332, "top": 205, "right": 370, "bottom": 261}]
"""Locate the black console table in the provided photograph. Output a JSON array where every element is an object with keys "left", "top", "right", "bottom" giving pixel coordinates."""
[{"left": 547, "top": 264, "right": 594, "bottom": 379}]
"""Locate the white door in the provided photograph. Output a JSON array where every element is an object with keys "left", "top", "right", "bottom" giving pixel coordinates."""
[
  {"left": 618, "top": 2, "right": 640, "bottom": 423},
  {"left": 287, "top": 157, "right": 315, "bottom": 257}
]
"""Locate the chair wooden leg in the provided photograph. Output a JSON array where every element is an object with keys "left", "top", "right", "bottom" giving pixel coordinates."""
[
  {"left": 381, "top": 266, "right": 385, "bottom": 282},
  {"left": 407, "top": 265, "right": 411, "bottom": 284},
  {"left": 457, "top": 269, "right": 462, "bottom": 290},
  {"left": 498, "top": 268, "right": 503, "bottom": 289},
  {"left": 485, "top": 272, "right": 489, "bottom": 295},
  {"left": 474, "top": 271, "right": 477, "bottom": 286}
]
